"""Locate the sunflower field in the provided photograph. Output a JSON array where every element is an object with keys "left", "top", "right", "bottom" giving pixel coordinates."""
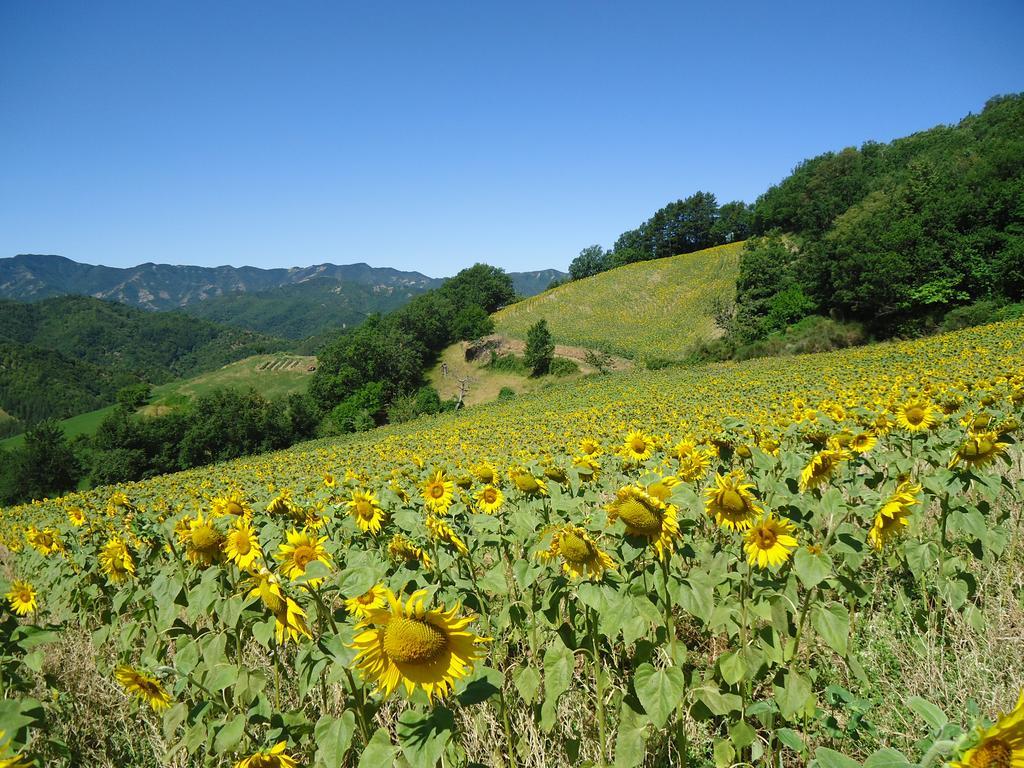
[
  {"left": 1, "top": 318, "right": 1023, "bottom": 767},
  {"left": 492, "top": 242, "right": 743, "bottom": 361}
]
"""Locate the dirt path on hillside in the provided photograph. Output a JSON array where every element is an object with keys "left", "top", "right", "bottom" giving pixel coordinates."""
[{"left": 479, "top": 335, "right": 634, "bottom": 372}]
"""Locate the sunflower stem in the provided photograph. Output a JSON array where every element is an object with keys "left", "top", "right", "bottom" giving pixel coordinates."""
[
  {"left": 587, "top": 606, "right": 608, "bottom": 768},
  {"left": 344, "top": 668, "right": 373, "bottom": 745}
]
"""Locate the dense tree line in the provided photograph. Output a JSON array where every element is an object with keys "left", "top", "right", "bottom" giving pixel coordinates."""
[
  {"left": 309, "top": 263, "right": 515, "bottom": 433},
  {"left": 732, "top": 93, "right": 1024, "bottom": 341},
  {"left": 568, "top": 192, "right": 753, "bottom": 281}
]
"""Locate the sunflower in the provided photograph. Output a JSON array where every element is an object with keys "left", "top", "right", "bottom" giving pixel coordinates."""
[
  {"left": 345, "top": 584, "right": 389, "bottom": 620},
  {"left": 275, "top": 529, "right": 331, "bottom": 585},
  {"left": 539, "top": 524, "right": 616, "bottom": 580},
  {"left": 224, "top": 518, "right": 263, "bottom": 571},
  {"left": 744, "top": 515, "right": 798, "bottom": 569},
  {"left": 868, "top": 480, "right": 921, "bottom": 551},
  {"left": 509, "top": 467, "right": 548, "bottom": 497},
  {"left": 388, "top": 535, "right": 433, "bottom": 569},
  {"left": 622, "top": 430, "right": 655, "bottom": 463},
  {"left": 573, "top": 454, "right": 600, "bottom": 482},
  {"left": 114, "top": 665, "right": 173, "bottom": 712},
  {"left": 26, "top": 526, "right": 61, "bottom": 556},
  {"left": 67, "top": 507, "right": 86, "bottom": 527},
  {"left": 182, "top": 512, "right": 224, "bottom": 567},
  {"left": 647, "top": 475, "right": 680, "bottom": 504},
  {"left": 676, "top": 441, "right": 712, "bottom": 482},
  {"left": 474, "top": 484, "right": 504, "bottom": 514},
  {"left": 234, "top": 741, "right": 299, "bottom": 768},
  {"left": 421, "top": 470, "right": 455, "bottom": 513},
  {"left": 579, "top": 437, "right": 602, "bottom": 456},
  {"left": 246, "top": 569, "right": 312, "bottom": 645},
  {"left": 266, "top": 491, "right": 296, "bottom": 517},
  {"left": 99, "top": 537, "right": 136, "bottom": 583},
  {"left": 323, "top": 472, "right": 337, "bottom": 489},
  {"left": 850, "top": 431, "right": 877, "bottom": 453},
  {"left": 799, "top": 447, "right": 851, "bottom": 492},
  {"left": 425, "top": 515, "right": 469, "bottom": 556},
  {"left": 349, "top": 588, "right": 489, "bottom": 701},
  {"left": 346, "top": 490, "right": 387, "bottom": 534},
  {"left": 211, "top": 491, "right": 251, "bottom": 519},
  {"left": 0, "top": 729, "right": 29, "bottom": 768},
  {"left": 5, "top": 580, "right": 37, "bottom": 616},
  {"left": 471, "top": 461, "right": 498, "bottom": 484},
  {"left": 704, "top": 471, "right": 764, "bottom": 531},
  {"left": 606, "top": 485, "right": 681, "bottom": 561},
  {"left": 949, "top": 431, "right": 1009, "bottom": 470},
  {"left": 896, "top": 398, "right": 938, "bottom": 432},
  {"left": 950, "top": 690, "right": 1024, "bottom": 768}
]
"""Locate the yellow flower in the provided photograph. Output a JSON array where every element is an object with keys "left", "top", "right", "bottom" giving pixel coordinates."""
[
  {"left": 388, "top": 535, "right": 433, "bottom": 569},
  {"left": 950, "top": 690, "right": 1024, "bottom": 768},
  {"left": 868, "top": 480, "right": 921, "bottom": 551},
  {"left": 573, "top": 453, "right": 600, "bottom": 481},
  {"left": 346, "top": 490, "right": 387, "bottom": 534},
  {"left": 949, "top": 431, "right": 1009, "bottom": 470},
  {"left": 471, "top": 461, "right": 498, "bottom": 484},
  {"left": 622, "top": 430, "right": 655, "bottom": 462},
  {"left": 99, "top": 537, "right": 136, "bottom": 584},
  {"left": 246, "top": 569, "right": 312, "bottom": 645},
  {"left": 0, "top": 728, "right": 30, "bottom": 768},
  {"left": 345, "top": 584, "right": 389, "bottom": 620},
  {"left": 275, "top": 529, "right": 331, "bottom": 585},
  {"left": 896, "top": 398, "right": 937, "bottom": 432},
  {"left": 704, "top": 471, "right": 764, "bottom": 531},
  {"left": 234, "top": 741, "right": 299, "bottom": 768},
  {"left": 224, "top": 518, "right": 263, "bottom": 571},
  {"left": 211, "top": 491, "right": 251, "bottom": 519},
  {"left": 349, "top": 588, "right": 489, "bottom": 701},
  {"left": 744, "top": 515, "right": 797, "bottom": 569},
  {"left": 579, "top": 437, "right": 602, "bottom": 456},
  {"left": 26, "top": 526, "right": 61, "bottom": 556},
  {"left": 323, "top": 472, "right": 337, "bottom": 489},
  {"left": 421, "top": 470, "right": 455, "bottom": 513},
  {"left": 539, "top": 524, "right": 616, "bottom": 580},
  {"left": 799, "top": 447, "right": 851, "bottom": 492},
  {"left": 474, "top": 484, "right": 504, "bottom": 514},
  {"left": 509, "top": 467, "right": 548, "bottom": 497},
  {"left": 67, "top": 507, "right": 86, "bottom": 527},
  {"left": 182, "top": 512, "right": 224, "bottom": 567},
  {"left": 850, "top": 431, "right": 877, "bottom": 453},
  {"left": 5, "top": 580, "right": 37, "bottom": 616},
  {"left": 115, "top": 665, "right": 173, "bottom": 712},
  {"left": 425, "top": 515, "right": 469, "bottom": 556},
  {"left": 606, "top": 484, "right": 680, "bottom": 561}
]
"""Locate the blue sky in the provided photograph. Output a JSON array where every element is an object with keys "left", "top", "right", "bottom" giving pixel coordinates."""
[{"left": 1, "top": 1, "right": 1021, "bottom": 277}]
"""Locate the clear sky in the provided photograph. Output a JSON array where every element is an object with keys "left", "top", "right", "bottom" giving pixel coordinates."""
[{"left": 1, "top": 1, "right": 1022, "bottom": 277}]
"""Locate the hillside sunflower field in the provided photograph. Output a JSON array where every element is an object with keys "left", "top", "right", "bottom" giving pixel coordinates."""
[
  {"left": 1, "top": 318, "right": 1023, "bottom": 767},
  {"left": 492, "top": 242, "right": 743, "bottom": 361}
]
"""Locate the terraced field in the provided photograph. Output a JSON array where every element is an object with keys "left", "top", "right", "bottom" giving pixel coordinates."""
[{"left": 494, "top": 242, "right": 743, "bottom": 361}]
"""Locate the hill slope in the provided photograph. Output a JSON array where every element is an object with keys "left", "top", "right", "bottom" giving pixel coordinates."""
[
  {"left": 0, "top": 296, "right": 287, "bottom": 428},
  {"left": 493, "top": 241, "right": 743, "bottom": 361}
]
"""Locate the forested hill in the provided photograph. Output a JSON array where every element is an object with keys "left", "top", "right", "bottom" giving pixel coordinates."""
[
  {"left": 0, "top": 296, "right": 287, "bottom": 431},
  {"left": 732, "top": 93, "right": 1024, "bottom": 342}
]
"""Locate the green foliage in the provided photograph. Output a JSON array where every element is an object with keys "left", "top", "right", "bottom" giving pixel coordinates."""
[
  {"left": 740, "top": 94, "right": 1024, "bottom": 338},
  {"left": 450, "top": 305, "right": 494, "bottom": 341},
  {"left": 0, "top": 419, "right": 80, "bottom": 503},
  {"left": 116, "top": 383, "right": 152, "bottom": 411},
  {"left": 497, "top": 386, "right": 516, "bottom": 400},
  {"left": 484, "top": 352, "right": 530, "bottom": 376},
  {"left": 569, "top": 245, "right": 613, "bottom": 281},
  {"left": 547, "top": 357, "right": 579, "bottom": 377},
  {"left": 524, "top": 320, "right": 555, "bottom": 376},
  {"left": 941, "top": 299, "right": 1024, "bottom": 331}
]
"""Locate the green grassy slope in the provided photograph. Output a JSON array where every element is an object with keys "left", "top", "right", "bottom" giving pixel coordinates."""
[
  {"left": 493, "top": 241, "right": 743, "bottom": 362},
  {"left": 0, "top": 353, "right": 315, "bottom": 449}
]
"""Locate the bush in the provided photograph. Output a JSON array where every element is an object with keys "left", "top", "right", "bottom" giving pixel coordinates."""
[
  {"left": 525, "top": 319, "right": 554, "bottom": 376},
  {"left": 497, "top": 387, "right": 516, "bottom": 400},
  {"left": 548, "top": 358, "right": 579, "bottom": 377},
  {"left": 484, "top": 352, "right": 529, "bottom": 375},
  {"left": 941, "top": 300, "right": 1024, "bottom": 331},
  {"left": 734, "top": 316, "right": 867, "bottom": 360}
]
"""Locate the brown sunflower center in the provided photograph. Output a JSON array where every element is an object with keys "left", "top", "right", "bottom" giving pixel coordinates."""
[
  {"left": 968, "top": 738, "right": 1012, "bottom": 768},
  {"left": 225, "top": 501, "right": 243, "bottom": 516},
  {"left": 356, "top": 501, "right": 375, "bottom": 519},
  {"left": 719, "top": 489, "right": 747, "bottom": 514},
  {"left": 905, "top": 406, "right": 925, "bottom": 425},
  {"left": 483, "top": 488, "right": 498, "bottom": 503},
  {"left": 629, "top": 437, "right": 648, "bottom": 454},
  {"left": 559, "top": 531, "right": 593, "bottom": 564},
  {"left": 515, "top": 475, "right": 541, "bottom": 493},
  {"left": 292, "top": 545, "right": 316, "bottom": 569},
  {"left": 753, "top": 527, "right": 777, "bottom": 549},
  {"left": 963, "top": 439, "right": 994, "bottom": 458},
  {"left": 233, "top": 535, "right": 251, "bottom": 555},
  {"left": 617, "top": 496, "right": 663, "bottom": 535},
  {"left": 430, "top": 483, "right": 445, "bottom": 499},
  {"left": 383, "top": 617, "right": 448, "bottom": 664}
]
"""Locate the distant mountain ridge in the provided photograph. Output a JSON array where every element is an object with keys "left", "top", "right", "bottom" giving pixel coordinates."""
[{"left": 0, "top": 254, "right": 567, "bottom": 312}]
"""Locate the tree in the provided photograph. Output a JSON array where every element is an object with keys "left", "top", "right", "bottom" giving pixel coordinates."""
[
  {"left": 2, "top": 419, "right": 80, "bottom": 503},
  {"left": 524, "top": 319, "right": 555, "bottom": 376},
  {"left": 451, "top": 305, "right": 494, "bottom": 341},
  {"left": 569, "top": 245, "right": 611, "bottom": 281},
  {"left": 116, "top": 383, "right": 152, "bottom": 410}
]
